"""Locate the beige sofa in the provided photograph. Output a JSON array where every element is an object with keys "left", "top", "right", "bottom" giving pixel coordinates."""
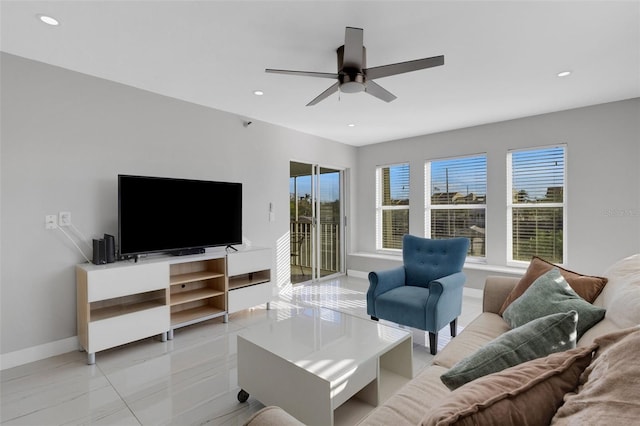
[{"left": 244, "top": 254, "right": 640, "bottom": 426}]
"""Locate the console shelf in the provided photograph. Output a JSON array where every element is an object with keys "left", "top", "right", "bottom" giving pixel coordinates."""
[
  {"left": 170, "top": 288, "right": 225, "bottom": 305},
  {"left": 171, "top": 306, "right": 226, "bottom": 327},
  {"left": 170, "top": 271, "right": 225, "bottom": 286},
  {"left": 91, "top": 291, "right": 166, "bottom": 322},
  {"left": 77, "top": 248, "right": 272, "bottom": 363},
  {"left": 169, "top": 256, "right": 227, "bottom": 331}
]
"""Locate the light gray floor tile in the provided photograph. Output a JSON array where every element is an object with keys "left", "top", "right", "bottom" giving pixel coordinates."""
[{"left": 1, "top": 275, "right": 482, "bottom": 425}]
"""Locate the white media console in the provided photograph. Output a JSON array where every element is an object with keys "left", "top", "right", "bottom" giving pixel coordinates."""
[{"left": 76, "top": 246, "right": 273, "bottom": 364}]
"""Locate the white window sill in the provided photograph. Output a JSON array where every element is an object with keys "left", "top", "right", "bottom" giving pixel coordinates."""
[{"left": 349, "top": 252, "right": 525, "bottom": 276}]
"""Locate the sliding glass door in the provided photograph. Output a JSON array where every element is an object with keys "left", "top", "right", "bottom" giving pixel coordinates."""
[{"left": 290, "top": 162, "right": 344, "bottom": 283}]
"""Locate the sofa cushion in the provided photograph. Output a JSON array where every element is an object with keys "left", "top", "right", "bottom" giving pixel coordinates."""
[
  {"left": 243, "top": 406, "right": 305, "bottom": 426},
  {"left": 433, "top": 313, "right": 510, "bottom": 369},
  {"left": 551, "top": 326, "right": 640, "bottom": 425},
  {"left": 499, "top": 256, "right": 607, "bottom": 315},
  {"left": 420, "top": 345, "right": 595, "bottom": 426},
  {"left": 440, "top": 311, "right": 578, "bottom": 390},
  {"left": 358, "top": 365, "right": 451, "bottom": 426},
  {"left": 597, "top": 254, "right": 640, "bottom": 328},
  {"left": 502, "top": 268, "right": 606, "bottom": 339}
]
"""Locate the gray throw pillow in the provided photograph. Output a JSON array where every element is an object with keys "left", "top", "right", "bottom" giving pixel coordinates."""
[
  {"left": 503, "top": 268, "right": 606, "bottom": 339},
  {"left": 440, "top": 310, "right": 578, "bottom": 390}
]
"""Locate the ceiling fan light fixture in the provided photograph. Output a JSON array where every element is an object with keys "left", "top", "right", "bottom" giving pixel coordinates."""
[
  {"left": 37, "top": 14, "right": 59, "bottom": 26},
  {"left": 340, "top": 81, "right": 365, "bottom": 93}
]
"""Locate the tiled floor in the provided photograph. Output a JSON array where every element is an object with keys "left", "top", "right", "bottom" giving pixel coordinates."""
[{"left": 1, "top": 275, "right": 482, "bottom": 425}]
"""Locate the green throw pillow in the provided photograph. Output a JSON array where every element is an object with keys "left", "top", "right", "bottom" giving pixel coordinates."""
[
  {"left": 440, "top": 311, "right": 578, "bottom": 390},
  {"left": 503, "top": 268, "right": 606, "bottom": 339}
]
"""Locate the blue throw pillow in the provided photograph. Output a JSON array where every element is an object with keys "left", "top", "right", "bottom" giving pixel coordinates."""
[
  {"left": 503, "top": 268, "right": 606, "bottom": 339},
  {"left": 440, "top": 310, "right": 578, "bottom": 390}
]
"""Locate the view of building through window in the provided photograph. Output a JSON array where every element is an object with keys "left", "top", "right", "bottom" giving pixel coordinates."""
[
  {"left": 377, "top": 164, "right": 409, "bottom": 250},
  {"left": 377, "top": 147, "right": 565, "bottom": 264},
  {"left": 426, "top": 155, "right": 487, "bottom": 257},
  {"left": 508, "top": 146, "right": 565, "bottom": 263}
]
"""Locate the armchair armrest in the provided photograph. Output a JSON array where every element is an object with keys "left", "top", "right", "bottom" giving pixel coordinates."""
[
  {"left": 482, "top": 275, "right": 520, "bottom": 314},
  {"left": 429, "top": 271, "right": 467, "bottom": 294},
  {"left": 367, "top": 266, "right": 405, "bottom": 316},
  {"left": 425, "top": 271, "right": 466, "bottom": 329}
]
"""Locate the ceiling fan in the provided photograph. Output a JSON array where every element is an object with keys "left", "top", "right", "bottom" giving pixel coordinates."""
[{"left": 266, "top": 26, "right": 444, "bottom": 106}]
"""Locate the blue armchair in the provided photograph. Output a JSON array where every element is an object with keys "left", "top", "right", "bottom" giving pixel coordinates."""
[{"left": 367, "top": 235, "right": 470, "bottom": 355}]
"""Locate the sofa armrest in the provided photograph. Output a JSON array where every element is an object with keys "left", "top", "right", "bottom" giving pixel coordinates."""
[
  {"left": 482, "top": 275, "right": 519, "bottom": 314},
  {"left": 243, "top": 406, "right": 304, "bottom": 426}
]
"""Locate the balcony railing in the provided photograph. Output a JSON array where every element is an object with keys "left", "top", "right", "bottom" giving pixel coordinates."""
[{"left": 290, "top": 221, "right": 341, "bottom": 274}]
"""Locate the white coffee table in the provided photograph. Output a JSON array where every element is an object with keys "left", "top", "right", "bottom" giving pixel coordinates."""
[{"left": 237, "top": 307, "right": 413, "bottom": 426}]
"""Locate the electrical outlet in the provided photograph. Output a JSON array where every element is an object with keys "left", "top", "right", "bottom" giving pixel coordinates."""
[
  {"left": 59, "top": 211, "right": 71, "bottom": 227},
  {"left": 45, "top": 215, "right": 57, "bottom": 230}
]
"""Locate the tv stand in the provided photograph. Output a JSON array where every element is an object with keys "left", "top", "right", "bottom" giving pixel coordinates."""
[
  {"left": 77, "top": 247, "right": 273, "bottom": 364},
  {"left": 170, "top": 248, "right": 205, "bottom": 256},
  {"left": 225, "top": 244, "right": 238, "bottom": 252}
]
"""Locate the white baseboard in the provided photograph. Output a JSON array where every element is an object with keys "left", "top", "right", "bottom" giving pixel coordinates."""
[
  {"left": 346, "top": 269, "right": 368, "bottom": 279},
  {"left": 0, "top": 336, "right": 79, "bottom": 371}
]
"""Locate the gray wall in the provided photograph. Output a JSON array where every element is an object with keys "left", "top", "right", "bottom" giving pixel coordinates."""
[
  {"left": 0, "top": 53, "right": 357, "bottom": 356},
  {"left": 350, "top": 98, "right": 640, "bottom": 288},
  {"left": 2, "top": 51, "right": 639, "bottom": 359}
]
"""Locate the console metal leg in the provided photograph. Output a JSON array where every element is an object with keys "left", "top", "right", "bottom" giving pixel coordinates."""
[
  {"left": 168, "top": 329, "right": 174, "bottom": 340},
  {"left": 87, "top": 352, "right": 96, "bottom": 365},
  {"left": 223, "top": 313, "right": 229, "bottom": 323},
  {"left": 161, "top": 332, "right": 168, "bottom": 342},
  {"left": 266, "top": 302, "right": 271, "bottom": 310}
]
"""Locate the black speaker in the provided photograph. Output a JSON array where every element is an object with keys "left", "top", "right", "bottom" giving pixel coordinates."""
[
  {"left": 92, "top": 238, "right": 106, "bottom": 265},
  {"left": 104, "top": 234, "right": 116, "bottom": 263}
]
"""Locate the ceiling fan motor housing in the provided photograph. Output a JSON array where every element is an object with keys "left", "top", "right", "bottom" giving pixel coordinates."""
[{"left": 337, "top": 45, "right": 366, "bottom": 92}]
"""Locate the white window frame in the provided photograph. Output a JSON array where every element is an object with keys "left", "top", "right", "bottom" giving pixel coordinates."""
[
  {"left": 425, "top": 154, "right": 487, "bottom": 262},
  {"left": 376, "top": 163, "right": 410, "bottom": 252},
  {"left": 507, "top": 144, "right": 567, "bottom": 266}
]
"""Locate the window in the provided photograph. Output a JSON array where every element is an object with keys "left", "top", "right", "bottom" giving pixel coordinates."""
[
  {"left": 426, "top": 155, "right": 487, "bottom": 258},
  {"left": 376, "top": 163, "right": 409, "bottom": 250},
  {"left": 507, "top": 145, "right": 566, "bottom": 264}
]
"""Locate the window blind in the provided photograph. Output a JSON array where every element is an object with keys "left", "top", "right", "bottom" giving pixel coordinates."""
[
  {"left": 508, "top": 146, "right": 565, "bottom": 263},
  {"left": 377, "top": 164, "right": 409, "bottom": 250},
  {"left": 426, "top": 155, "right": 487, "bottom": 257}
]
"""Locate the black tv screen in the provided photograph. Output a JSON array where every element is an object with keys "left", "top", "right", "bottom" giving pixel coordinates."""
[{"left": 118, "top": 175, "right": 242, "bottom": 256}]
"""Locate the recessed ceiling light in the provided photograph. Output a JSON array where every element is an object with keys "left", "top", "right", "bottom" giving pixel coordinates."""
[
  {"left": 557, "top": 71, "right": 572, "bottom": 78},
  {"left": 37, "top": 14, "right": 59, "bottom": 26},
  {"left": 253, "top": 90, "right": 264, "bottom": 96},
  {"left": 347, "top": 123, "right": 356, "bottom": 128}
]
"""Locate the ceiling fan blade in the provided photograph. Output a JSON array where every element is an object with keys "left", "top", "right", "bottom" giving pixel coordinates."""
[
  {"left": 364, "top": 55, "right": 444, "bottom": 80},
  {"left": 342, "top": 27, "right": 364, "bottom": 68},
  {"left": 306, "top": 82, "right": 340, "bottom": 106},
  {"left": 265, "top": 69, "right": 339, "bottom": 79},
  {"left": 365, "top": 80, "right": 397, "bottom": 103}
]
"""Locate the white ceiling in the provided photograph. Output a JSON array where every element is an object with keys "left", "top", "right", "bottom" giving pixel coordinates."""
[{"left": 2, "top": 1, "right": 639, "bottom": 146}]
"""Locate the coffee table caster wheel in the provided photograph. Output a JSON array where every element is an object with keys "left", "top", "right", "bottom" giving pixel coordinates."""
[{"left": 238, "top": 389, "right": 249, "bottom": 403}]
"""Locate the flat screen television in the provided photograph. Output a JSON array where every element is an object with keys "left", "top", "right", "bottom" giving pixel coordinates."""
[{"left": 118, "top": 174, "right": 242, "bottom": 257}]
